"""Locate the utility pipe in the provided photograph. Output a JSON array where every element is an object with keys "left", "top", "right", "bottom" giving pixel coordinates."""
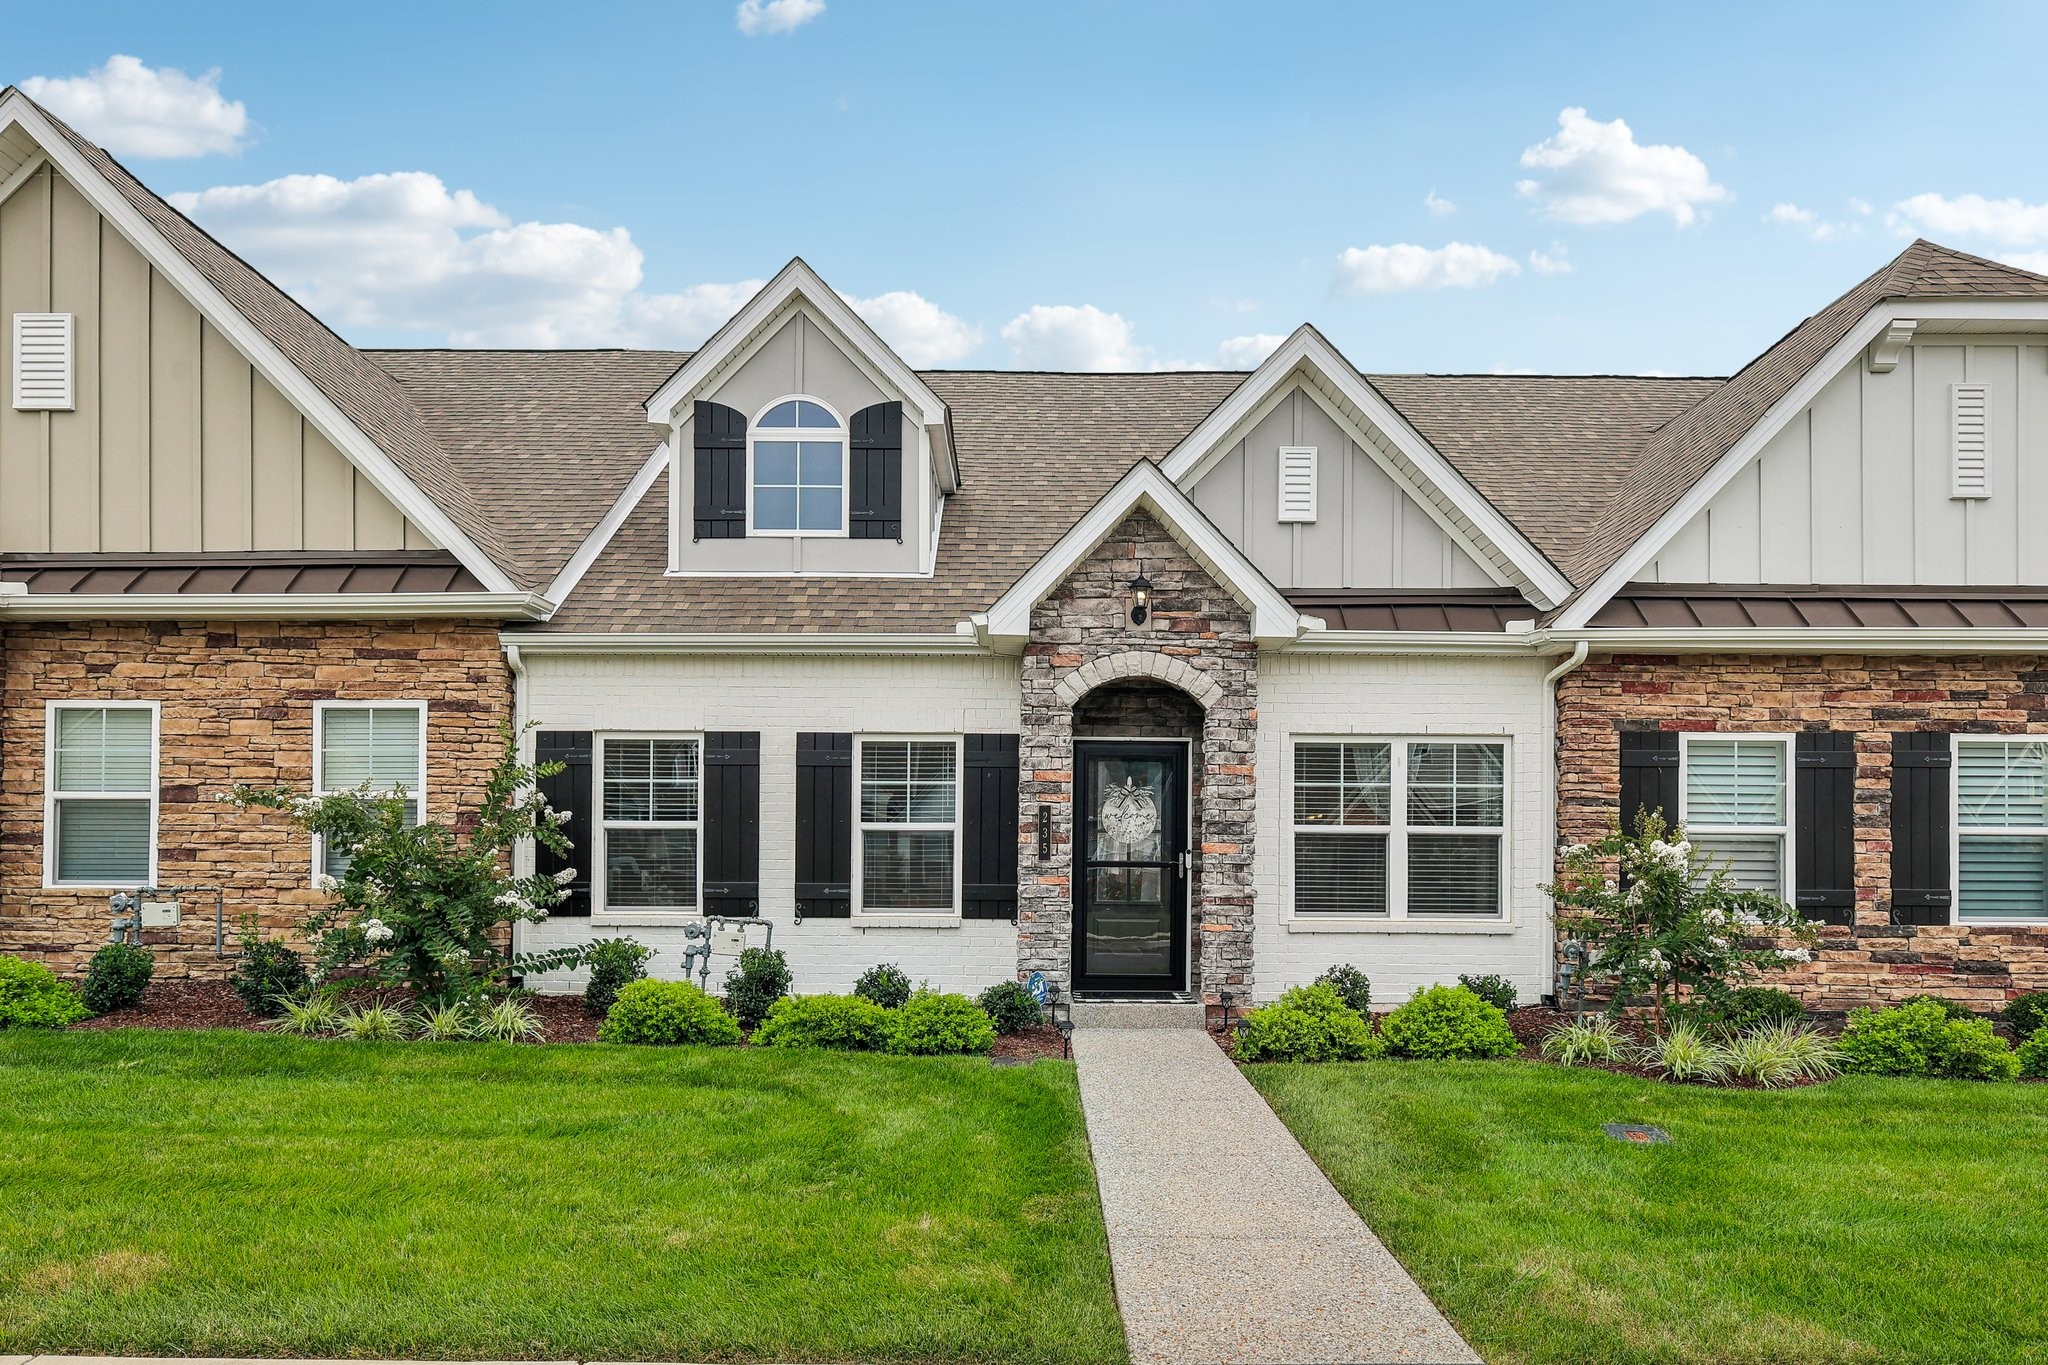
[{"left": 1539, "top": 640, "right": 1591, "bottom": 1004}]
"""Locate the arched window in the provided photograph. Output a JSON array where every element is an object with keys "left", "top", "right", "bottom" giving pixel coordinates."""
[{"left": 750, "top": 397, "right": 845, "bottom": 535}]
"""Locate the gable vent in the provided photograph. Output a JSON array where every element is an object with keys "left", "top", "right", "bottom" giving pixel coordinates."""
[
  {"left": 13, "top": 312, "right": 75, "bottom": 412},
  {"left": 1951, "top": 382, "right": 1989, "bottom": 499},
  {"left": 1278, "top": 445, "right": 1317, "bottom": 523}
]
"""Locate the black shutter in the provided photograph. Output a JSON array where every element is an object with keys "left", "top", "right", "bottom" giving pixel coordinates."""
[
  {"left": 1890, "top": 732, "right": 1953, "bottom": 925},
  {"left": 848, "top": 401, "right": 903, "bottom": 541},
  {"left": 701, "top": 732, "right": 760, "bottom": 916},
  {"left": 795, "top": 733, "right": 853, "bottom": 919},
  {"left": 1794, "top": 731, "right": 1856, "bottom": 926},
  {"left": 535, "top": 730, "right": 592, "bottom": 918},
  {"left": 962, "top": 734, "right": 1020, "bottom": 921},
  {"left": 693, "top": 400, "right": 747, "bottom": 540},
  {"left": 1618, "top": 730, "right": 1680, "bottom": 835}
]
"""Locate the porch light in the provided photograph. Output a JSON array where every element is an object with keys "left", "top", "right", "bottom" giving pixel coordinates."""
[
  {"left": 1050, "top": 996, "right": 1074, "bottom": 1058},
  {"left": 1128, "top": 573, "right": 1153, "bottom": 627}
]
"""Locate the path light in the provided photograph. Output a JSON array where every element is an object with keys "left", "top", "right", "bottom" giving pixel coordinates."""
[
  {"left": 1216, "top": 989, "right": 1238, "bottom": 1035},
  {"left": 1051, "top": 996, "right": 1073, "bottom": 1059},
  {"left": 1128, "top": 573, "right": 1153, "bottom": 627}
]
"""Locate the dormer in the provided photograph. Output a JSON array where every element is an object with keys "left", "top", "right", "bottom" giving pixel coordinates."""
[{"left": 643, "top": 260, "right": 957, "bottom": 578}]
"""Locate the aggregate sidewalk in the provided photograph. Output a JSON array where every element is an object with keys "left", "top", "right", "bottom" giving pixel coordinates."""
[{"left": 1072, "top": 1029, "right": 1481, "bottom": 1365}]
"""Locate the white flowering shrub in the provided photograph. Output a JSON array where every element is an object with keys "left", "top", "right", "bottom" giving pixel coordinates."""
[
  {"left": 225, "top": 723, "right": 586, "bottom": 1004},
  {"left": 1549, "top": 809, "right": 1819, "bottom": 1028}
]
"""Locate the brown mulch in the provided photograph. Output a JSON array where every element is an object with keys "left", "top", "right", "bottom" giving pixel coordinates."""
[
  {"left": 991, "top": 1023, "right": 1070, "bottom": 1063},
  {"left": 72, "top": 979, "right": 264, "bottom": 1032},
  {"left": 528, "top": 993, "right": 603, "bottom": 1043}
]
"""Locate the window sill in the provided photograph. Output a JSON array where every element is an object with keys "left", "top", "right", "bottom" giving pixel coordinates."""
[
  {"left": 849, "top": 913, "right": 965, "bottom": 930},
  {"left": 588, "top": 910, "right": 708, "bottom": 927},
  {"left": 1284, "top": 917, "right": 1518, "bottom": 935}
]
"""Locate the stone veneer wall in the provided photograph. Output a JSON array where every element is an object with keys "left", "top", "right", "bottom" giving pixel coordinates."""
[
  {"left": 0, "top": 620, "right": 510, "bottom": 978},
  {"left": 1557, "top": 652, "right": 2048, "bottom": 1010},
  {"left": 1019, "top": 509, "right": 1258, "bottom": 1003}
]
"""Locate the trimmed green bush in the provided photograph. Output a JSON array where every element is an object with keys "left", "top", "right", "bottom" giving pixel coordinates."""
[
  {"left": 1457, "top": 973, "right": 1517, "bottom": 1012},
  {"left": 1380, "top": 984, "right": 1519, "bottom": 1060},
  {"left": 1900, "top": 992, "right": 1977, "bottom": 1021},
  {"left": 600, "top": 979, "right": 743, "bottom": 1046},
  {"left": 582, "top": 937, "right": 652, "bottom": 1018},
  {"left": 1234, "top": 983, "right": 1383, "bottom": 1063},
  {"left": 228, "top": 926, "right": 310, "bottom": 1018},
  {"left": 2002, "top": 991, "right": 2048, "bottom": 1039},
  {"left": 1682, "top": 985, "right": 1805, "bottom": 1033},
  {"left": 723, "top": 947, "right": 791, "bottom": 1032},
  {"left": 854, "top": 962, "right": 913, "bottom": 1010},
  {"left": 81, "top": 942, "right": 153, "bottom": 1014},
  {"left": 1314, "top": 964, "right": 1372, "bottom": 1016},
  {"left": 976, "top": 980, "right": 1043, "bottom": 1035},
  {"left": 887, "top": 989, "right": 996, "bottom": 1055},
  {"left": 2017, "top": 1028, "right": 2048, "bottom": 1080},
  {"left": 1837, "top": 1000, "right": 2018, "bottom": 1080},
  {"left": 0, "top": 955, "right": 89, "bottom": 1029},
  {"left": 751, "top": 993, "right": 894, "bottom": 1050}
]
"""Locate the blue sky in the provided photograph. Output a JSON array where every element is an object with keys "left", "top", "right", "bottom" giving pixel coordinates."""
[{"left": 11, "top": 1, "right": 2048, "bottom": 375}]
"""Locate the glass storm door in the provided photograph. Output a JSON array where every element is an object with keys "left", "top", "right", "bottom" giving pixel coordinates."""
[{"left": 1074, "top": 741, "right": 1189, "bottom": 993}]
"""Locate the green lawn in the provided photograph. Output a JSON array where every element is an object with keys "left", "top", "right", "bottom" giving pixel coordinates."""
[
  {"left": 1250, "top": 1060, "right": 2048, "bottom": 1365},
  {"left": 0, "top": 1029, "right": 1125, "bottom": 1364}
]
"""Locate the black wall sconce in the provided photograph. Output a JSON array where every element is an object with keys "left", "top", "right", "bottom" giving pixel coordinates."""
[{"left": 1128, "top": 573, "right": 1153, "bottom": 627}]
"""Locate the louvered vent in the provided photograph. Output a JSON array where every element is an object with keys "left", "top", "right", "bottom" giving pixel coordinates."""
[
  {"left": 1277, "top": 446, "right": 1317, "bottom": 522},
  {"left": 1951, "top": 382, "right": 1989, "bottom": 499},
  {"left": 12, "top": 312, "right": 74, "bottom": 412}
]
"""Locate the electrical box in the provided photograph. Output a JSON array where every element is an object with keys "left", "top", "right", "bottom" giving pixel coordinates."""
[
  {"left": 140, "top": 901, "right": 182, "bottom": 928},
  {"left": 710, "top": 924, "right": 747, "bottom": 956}
]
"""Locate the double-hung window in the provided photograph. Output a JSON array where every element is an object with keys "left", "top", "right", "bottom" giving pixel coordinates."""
[
  {"left": 1955, "top": 738, "right": 2048, "bottom": 923},
  {"left": 314, "top": 702, "right": 426, "bottom": 878},
  {"left": 1680, "top": 735, "right": 1790, "bottom": 896},
  {"left": 1291, "top": 738, "right": 1506, "bottom": 918},
  {"left": 856, "top": 737, "right": 960, "bottom": 914},
  {"left": 46, "top": 702, "right": 158, "bottom": 887},
  {"left": 750, "top": 397, "right": 846, "bottom": 535},
  {"left": 599, "top": 735, "right": 701, "bottom": 913}
]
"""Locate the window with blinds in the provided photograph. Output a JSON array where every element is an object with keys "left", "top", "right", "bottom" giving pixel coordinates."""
[
  {"left": 1956, "top": 738, "right": 2048, "bottom": 923},
  {"left": 46, "top": 703, "right": 157, "bottom": 886},
  {"left": 315, "top": 703, "right": 425, "bottom": 878},
  {"left": 599, "top": 735, "right": 701, "bottom": 912},
  {"left": 1681, "top": 736, "right": 1788, "bottom": 896},
  {"left": 1291, "top": 738, "right": 1506, "bottom": 918},
  {"left": 857, "top": 738, "right": 960, "bottom": 912}
]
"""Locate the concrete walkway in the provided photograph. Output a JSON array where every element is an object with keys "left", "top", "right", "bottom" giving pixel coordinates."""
[{"left": 1073, "top": 1028, "right": 1480, "bottom": 1365}]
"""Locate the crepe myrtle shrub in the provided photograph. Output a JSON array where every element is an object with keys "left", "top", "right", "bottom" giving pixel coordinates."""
[
  {"left": 583, "top": 937, "right": 653, "bottom": 1018},
  {"left": 1380, "top": 985, "right": 1520, "bottom": 1060},
  {"left": 1549, "top": 810, "right": 1820, "bottom": 1030},
  {"left": 227, "top": 914, "right": 312, "bottom": 1018},
  {"left": 724, "top": 947, "right": 792, "bottom": 1033},
  {"left": 0, "top": 954, "right": 90, "bottom": 1029},
  {"left": 887, "top": 989, "right": 997, "bottom": 1056},
  {"left": 854, "top": 962, "right": 913, "bottom": 1010},
  {"left": 599, "top": 979, "right": 744, "bottom": 1046},
  {"left": 1313, "top": 964, "right": 1372, "bottom": 1016},
  {"left": 225, "top": 723, "right": 588, "bottom": 1006},
  {"left": 81, "top": 942, "right": 154, "bottom": 1014},
  {"left": 976, "top": 980, "right": 1044, "bottom": 1035},
  {"left": 751, "top": 993, "right": 895, "bottom": 1051},
  {"left": 1233, "top": 983, "right": 1383, "bottom": 1063}
]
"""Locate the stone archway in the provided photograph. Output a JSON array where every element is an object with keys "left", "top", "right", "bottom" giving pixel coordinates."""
[{"left": 1053, "top": 649, "right": 1225, "bottom": 711}]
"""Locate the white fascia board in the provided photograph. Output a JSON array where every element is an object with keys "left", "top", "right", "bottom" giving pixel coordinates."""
[
  {"left": 1159, "top": 325, "right": 1572, "bottom": 610},
  {"left": 0, "top": 592, "right": 552, "bottom": 621},
  {"left": 500, "top": 630, "right": 986, "bottom": 657},
  {"left": 979, "top": 460, "right": 1306, "bottom": 648},
  {"left": 0, "top": 150, "right": 49, "bottom": 209},
  {"left": 1285, "top": 630, "right": 1548, "bottom": 657},
  {"left": 0, "top": 96, "right": 521, "bottom": 597},
  {"left": 1554, "top": 627, "right": 2048, "bottom": 654},
  {"left": 547, "top": 441, "right": 668, "bottom": 605}
]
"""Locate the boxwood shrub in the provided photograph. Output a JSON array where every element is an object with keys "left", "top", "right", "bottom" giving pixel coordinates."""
[
  {"left": 1456, "top": 973, "right": 1517, "bottom": 1012},
  {"left": 1380, "top": 984, "right": 1519, "bottom": 1060},
  {"left": 2003, "top": 990, "right": 2048, "bottom": 1039},
  {"left": 228, "top": 931, "right": 310, "bottom": 1018},
  {"left": 1233, "top": 983, "right": 1382, "bottom": 1063},
  {"left": 0, "top": 955, "right": 89, "bottom": 1029},
  {"left": 2017, "top": 1029, "right": 2048, "bottom": 1080},
  {"left": 582, "top": 937, "right": 652, "bottom": 1018},
  {"left": 751, "top": 993, "right": 894, "bottom": 1050},
  {"left": 1681, "top": 985, "right": 1805, "bottom": 1033},
  {"left": 598, "top": 979, "right": 743, "bottom": 1046},
  {"left": 1313, "top": 964, "right": 1372, "bottom": 1016},
  {"left": 81, "top": 942, "right": 153, "bottom": 1014},
  {"left": 853, "top": 962, "right": 913, "bottom": 1010},
  {"left": 887, "top": 989, "right": 996, "bottom": 1055},
  {"left": 1837, "top": 999, "right": 2018, "bottom": 1080},
  {"left": 976, "top": 979, "right": 1043, "bottom": 1035}
]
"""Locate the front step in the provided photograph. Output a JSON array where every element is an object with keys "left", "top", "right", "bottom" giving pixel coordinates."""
[{"left": 1069, "top": 994, "right": 1206, "bottom": 1030}]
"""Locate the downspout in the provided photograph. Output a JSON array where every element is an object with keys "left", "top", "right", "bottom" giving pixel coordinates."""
[
  {"left": 1540, "top": 640, "right": 1590, "bottom": 1002},
  {"left": 503, "top": 642, "right": 530, "bottom": 964}
]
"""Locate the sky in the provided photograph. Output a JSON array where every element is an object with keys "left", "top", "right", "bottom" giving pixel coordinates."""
[{"left": 9, "top": 1, "right": 2048, "bottom": 376}]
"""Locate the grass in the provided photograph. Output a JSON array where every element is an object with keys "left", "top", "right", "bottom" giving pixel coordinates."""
[
  {"left": 1250, "top": 1060, "right": 2048, "bottom": 1365},
  {"left": 0, "top": 1029, "right": 1125, "bottom": 1364}
]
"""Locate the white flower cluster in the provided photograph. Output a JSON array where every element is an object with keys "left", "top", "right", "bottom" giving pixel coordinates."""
[
  {"left": 312, "top": 873, "right": 339, "bottom": 894},
  {"left": 289, "top": 795, "right": 320, "bottom": 818},
  {"left": 1732, "top": 909, "right": 1765, "bottom": 928},
  {"left": 1776, "top": 947, "right": 1813, "bottom": 963},
  {"left": 1557, "top": 842, "right": 1589, "bottom": 859},
  {"left": 363, "top": 917, "right": 394, "bottom": 945},
  {"left": 1646, "top": 838, "right": 1692, "bottom": 873},
  {"left": 1643, "top": 948, "right": 1669, "bottom": 973},
  {"left": 495, "top": 890, "right": 533, "bottom": 913},
  {"left": 1701, "top": 906, "right": 1726, "bottom": 926},
  {"left": 553, "top": 867, "right": 578, "bottom": 886},
  {"left": 548, "top": 808, "right": 572, "bottom": 826}
]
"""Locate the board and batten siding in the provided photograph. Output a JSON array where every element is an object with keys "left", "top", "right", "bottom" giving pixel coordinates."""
[
  {"left": 0, "top": 164, "right": 432, "bottom": 555},
  {"left": 1187, "top": 382, "right": 1498, "bottom": 591},
  {"left": 1646, "top": 340, "right": 2048, "bottom": 584}
]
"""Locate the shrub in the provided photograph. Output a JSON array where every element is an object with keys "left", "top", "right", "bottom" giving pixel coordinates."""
[
  {"left": 1901, "top": 993, "right": 1977, "bottom": 1021},
  {"left": 2004, "top": 991, "right": 2048, "bottom": 1039},
  {"left": 0, "top": 955, "right": 89, "bottom": 1029},
  {"left": 2018, "top": 1029, "right": 2048, "bottom": 1080},
  {"left": 583, "top": 937, "right": 652, "bottom": 1019},
  {"left": 416, "top": 1001, "right": 474, "bottom": 1041},
  {"left": 853, "top": 962, "right": 913, "bottom": 1010},
  {"left": 887, "top": 989, "right": 997, "bottom": 1055},
  {"left": 1720, "top": 1021, "right": 1840, "bottom": 1088},
  {"left": 1314, "top": 964, "right": 1372, "bottom": 1016},
  {"left": 1233, "top": 983, "right": 1383, "bottom": 1063},
  {"left": 1837, "top": 1000, "right": 2019, "bottom": 1080},
  {"left": 1380, "top": 984, "right": 1519, "bottom": 1060},
  {"left": 473, "top": 995, "right": 546, "bottom": 1043},
  {"left": 337, "top": 1002, "right": 412, "bottom": 1041},
  {"left": 752, "top": 993, "right": 894, "bottom": 1050},
  {"left": 599, "top": 979, "right": 743, "bottom": 1046},
  {"left": 1682, "top": 985, "right": 1805, "bottom": 1033},
  {"left": 1458, "top": 973, "right": 1517, "bottom": 1012},
  {"left": 976, "top": 979, "right": 1043, "bottom": 1035},
  {"left": 1538, "top": 1016, "right": 1623, "bottom": 1066},
  {"left": 228, "top": 919, "right": 310, "bottom": 1018},
  {"left": 724, "top": 947, "right": 791, "bottom": 1033},
  {"left": 1639, "top": 1022, "right": 1731, "bottom": 1082},
  {"left": 266, "top": 993, "right": 340, "bottom": 1037},
  {"left": 81, "top": 942, "right": 153, "bottom": 1014}
]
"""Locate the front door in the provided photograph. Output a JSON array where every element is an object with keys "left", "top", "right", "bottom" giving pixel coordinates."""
[{"left": 1074, "top": 741, "right": 1189, "bottom": 993}]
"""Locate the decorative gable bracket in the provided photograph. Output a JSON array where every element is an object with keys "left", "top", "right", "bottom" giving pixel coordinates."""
[{"left": 1867, "top": 318, "right": 1917, "bottom": 373}]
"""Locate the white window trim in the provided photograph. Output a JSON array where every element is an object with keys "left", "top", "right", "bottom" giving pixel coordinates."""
[
  {"left": 851, "top": 733, "right": 963, "bottom": 922},
  {"left": 1678, "top": 731, "right": 1794, "bottom": 900},
  {"left": 746, "top": 393, "right": 850, "bottom": 539},
  {"left": 43, "top": 700, "right": 161, "bottom": 890},
  {"left": 1284, "top": 735, "right": 1511, "bottom": 926},
  {"left": 1950, "top": 734, "right": 2048, "bottom": 926},
  {"left": 594, "top": 732, "right": 705, "bottom": 921},
  {"left": 311, "top": 700, "right": 428, "bottom": 882}
]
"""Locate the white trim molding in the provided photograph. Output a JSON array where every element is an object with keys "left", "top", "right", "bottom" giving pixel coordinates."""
[
  {"left": 500, "top": 630, "right": 985, "bottom": 657},
  {"left": 0, "top": 592, "right": 552, "bottom": 621},
  {"left": 43, "top": 699, "right": 161, "bottom": 890}
]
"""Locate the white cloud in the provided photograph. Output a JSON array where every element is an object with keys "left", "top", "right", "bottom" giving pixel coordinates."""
[
  {"left": 1887, "top": 192, "right": 2048, "bottom": 246},
  {"left": 1766, "top": 201, "right": 1847, "bottom": 241},
  {"left": 2000, "top": 250, "right": 2048, "bottom": 276},
  {"left": 843, "top": 290, "right": 982, "bottom": 366},
  {"left": 1425, "top": 188, "right": 1456, "bottom": 216},
  {"left": 1000, "top": 304, "right": 1145, "bottom": 371},
  {"left": 1848, "top": 197, "right": 1874, "bottom": 216},
  {"left": 1768, "top": 202, "right": 1816, "bottom": 226},
  {"left": 21, "top": 54, "right": 249, "bottom": 158},
  {"left": 1515, "top": 107, "right": 1727, "bottom": 226},
  {"left": 736, "top": 0, "right": 824, "bottom": 35},
  {"left": 1217, "top": 333, "right": 1286, "bottom": 368},
  {"left": 1334, "top": 242, "right": 1520, "bottom": 295},
  {"left": 1527, "top": 243, "right": 1573, "bottom": 275}
]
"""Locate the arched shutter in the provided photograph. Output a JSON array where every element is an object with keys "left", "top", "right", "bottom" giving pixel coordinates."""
[
  {"left": 535, "top": 730, "right": 592, "bottom": 917},
  {"left": 795, "top": 733, "right": 852, "bottom": 919},
  {"left": 702, "top": 733, "right": 760, "bottom": 916},
  {"left": 693, "top": 401, "right": 748, "bottom": 539},
  {"left": 848, "top": 401, "right": 903, "bottom": 541},
  {"left": 962, "top": 734, "right": 1020, "bottom": 920}
]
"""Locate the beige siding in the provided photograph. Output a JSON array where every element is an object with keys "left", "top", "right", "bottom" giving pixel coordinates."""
[{"left": 0, "top": 164, "right": 435, "bottom": 555}]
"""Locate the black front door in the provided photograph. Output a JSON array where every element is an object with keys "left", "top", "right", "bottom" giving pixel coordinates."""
[{"left": 1073, "top": 741, "right": 1189, "bottom": 993}]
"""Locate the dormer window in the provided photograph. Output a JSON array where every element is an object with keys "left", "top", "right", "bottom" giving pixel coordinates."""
[{"left": 750, "top": 396, "right": 846, "bottom": 535}]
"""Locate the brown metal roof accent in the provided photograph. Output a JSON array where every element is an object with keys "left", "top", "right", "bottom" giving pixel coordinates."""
[
  {"left": 1286, "top": 589, "right": 1539, "bottom": 633},
  {"left": 0, "top": 551, "right": 488, "bottom": 596},
  {"left": 1588, "top": 584, "right": 2048, "bottom": 630}
]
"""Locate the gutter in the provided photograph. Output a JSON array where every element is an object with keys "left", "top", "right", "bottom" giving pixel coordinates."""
[
  {"left": 0, "top": 591, "right": 555, "bottom": 621},
  {"left": 499, "top": 630, "right": 991, "bottom": 657},
  {"left": 1544, "top": 627, "right": 2048, "bottom": 654}
]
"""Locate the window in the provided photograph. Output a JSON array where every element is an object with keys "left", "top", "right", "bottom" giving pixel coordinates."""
[
  {"left": 1955, "top": 738, "right": 2048, "bottom": 923},
  {"left": 1680, "top": 735, "right": 1789, "bottom": 896},
  {"left": 1291, "top": 738, "right": 1506, "bottom": 918},
  {"left": 856, "top": 738, "right": 959, "bottom": 914},
  {"left": 599, "top": 736, "right": 701, "bottom": 913},
  {"left": 314, "top": 702, "right": 426, "bottom": 878},
  {"left": 45, "top": 702, "right": 158, "bottom": 887},
  {"left": 750, "top": 396, "right": 845, "bottom": 535}
]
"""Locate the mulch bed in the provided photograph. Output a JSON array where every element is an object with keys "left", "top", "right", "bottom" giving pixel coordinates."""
[
  {"left": 72, "top": 979, "right": 264, "bottom": 1032},
  {"left": 991, "top": 1023, "right": 1069, "bottom": 1063}
]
